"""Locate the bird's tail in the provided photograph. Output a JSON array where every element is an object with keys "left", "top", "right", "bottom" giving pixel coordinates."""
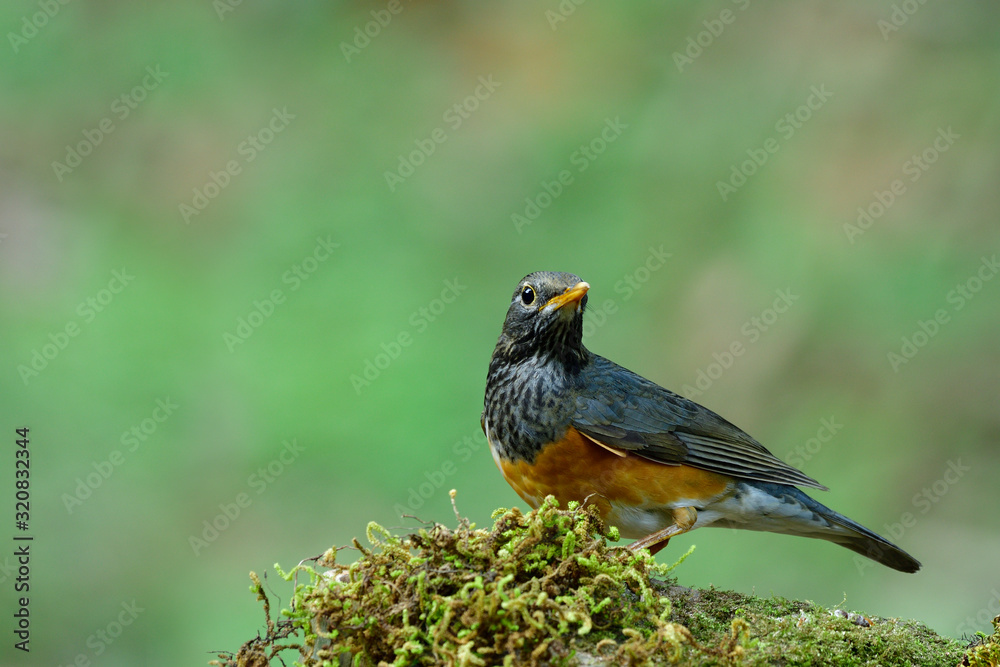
[{"left": 745, "top": 482, "right": 921, "bottom": 573}]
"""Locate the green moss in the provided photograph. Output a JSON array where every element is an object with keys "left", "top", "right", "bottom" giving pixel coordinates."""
[
  {"left": 213, "top": 494, "right": 970, "bottom": 666},
  {"left": 960, "top": 615, "right": 1000, "bottom": 667}
]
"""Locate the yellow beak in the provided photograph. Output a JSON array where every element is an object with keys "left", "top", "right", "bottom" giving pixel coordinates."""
[{"left": 543, "top": 281, "right": 590, "bottom": 311}]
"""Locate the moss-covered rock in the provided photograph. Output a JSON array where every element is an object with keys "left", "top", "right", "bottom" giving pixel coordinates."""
[{"left": 213, "top": 494, "right": 984, "bottom": 666}]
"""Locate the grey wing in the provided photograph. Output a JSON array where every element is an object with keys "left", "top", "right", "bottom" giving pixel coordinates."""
[{"left": 571, "top": 356, "right": 827, "bottom": 490}]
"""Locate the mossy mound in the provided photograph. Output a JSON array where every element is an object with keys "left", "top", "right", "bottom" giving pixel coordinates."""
[{"left": 214, "top": 494, "right": 980, "bottom": 666}]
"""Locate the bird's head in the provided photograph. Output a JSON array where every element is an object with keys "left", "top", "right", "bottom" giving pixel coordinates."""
[{"left": 492, "top": 271, "right": 590, "bottom": 367}]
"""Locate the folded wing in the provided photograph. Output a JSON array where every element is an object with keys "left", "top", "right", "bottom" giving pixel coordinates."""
[{"left": 571, "top": 356, "right": 827, "bottom": 490}]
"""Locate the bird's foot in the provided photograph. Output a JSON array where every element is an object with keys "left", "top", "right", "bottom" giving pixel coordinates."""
[{"left": 628, "top": 506, "right": 697, "bottom": 555}]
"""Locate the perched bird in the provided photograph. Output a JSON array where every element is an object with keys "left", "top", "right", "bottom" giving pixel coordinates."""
[{"left": 482, "top": 271, "right": 920, "bottom": 573}]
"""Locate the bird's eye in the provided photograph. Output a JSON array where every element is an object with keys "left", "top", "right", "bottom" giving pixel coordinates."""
[{"left": 520, "top": 285, "right": 536, "bottom": 306}]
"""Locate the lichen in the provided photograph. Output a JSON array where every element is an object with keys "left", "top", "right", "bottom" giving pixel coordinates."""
[{"left": 213, "top": 493, "right": 969, "bottom": 666}]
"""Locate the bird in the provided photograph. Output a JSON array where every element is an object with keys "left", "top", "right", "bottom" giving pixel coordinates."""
[{"left": 481, "top": 271, "right": 920, "bottom": 573}]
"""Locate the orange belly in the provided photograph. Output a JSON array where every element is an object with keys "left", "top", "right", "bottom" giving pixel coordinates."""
[{"left": 496, "top": 426, "right": 733, "bottom": 535}]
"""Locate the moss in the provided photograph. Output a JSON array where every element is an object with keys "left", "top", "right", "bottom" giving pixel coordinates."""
[
  {"left": 213, "top": 493, "right": 969, "bottom": 666},
  {"left": 960, "top": 615, "right": 1000, "bottom": 667}
]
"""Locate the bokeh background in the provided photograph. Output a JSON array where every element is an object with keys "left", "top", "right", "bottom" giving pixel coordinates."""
[{"left": 2, "top": 1, "right": 999, "bottom": 664}]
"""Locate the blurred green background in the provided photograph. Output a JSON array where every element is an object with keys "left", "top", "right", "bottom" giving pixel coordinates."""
[{"left": 2, "top": 1, "right": 999, "bottom": 664}]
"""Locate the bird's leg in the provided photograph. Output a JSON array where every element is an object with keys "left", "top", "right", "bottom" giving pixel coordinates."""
[
  {"left": 628, "top": 507, "right": 698, "bottom": 554},
  {"left": 647, "top": 539, "right": 670, "bottom": 556}
]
